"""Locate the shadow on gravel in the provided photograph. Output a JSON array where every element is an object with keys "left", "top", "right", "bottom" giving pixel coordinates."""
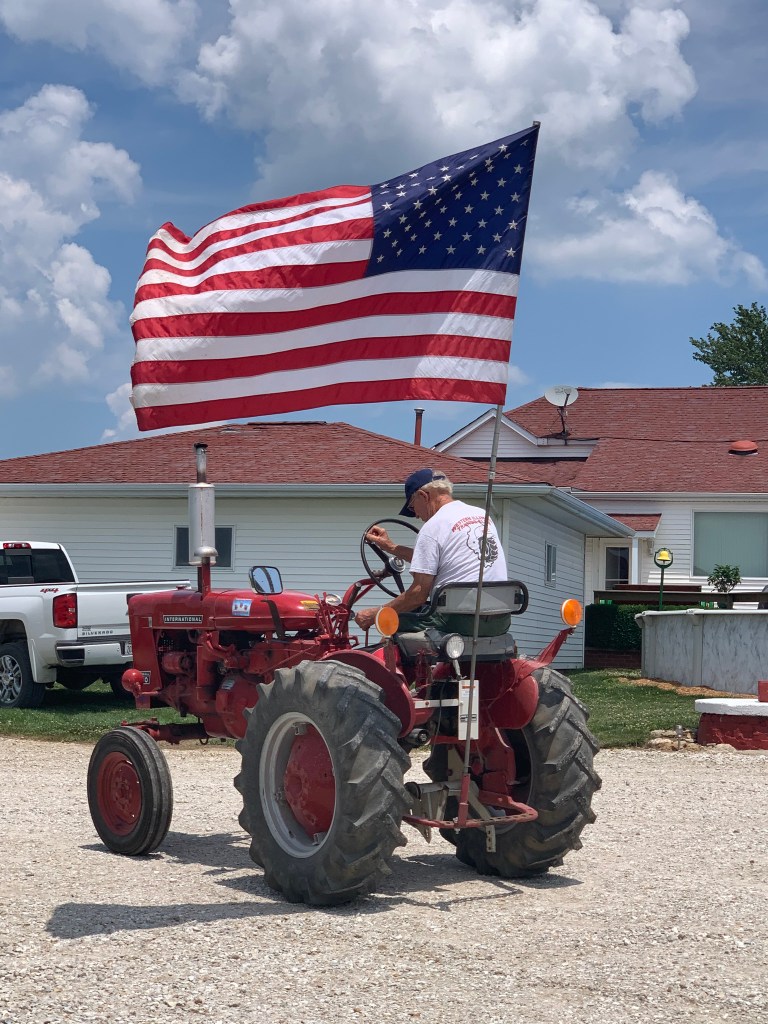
[{"left": 52, "top": 831, "right": 581, "bottom": 938}]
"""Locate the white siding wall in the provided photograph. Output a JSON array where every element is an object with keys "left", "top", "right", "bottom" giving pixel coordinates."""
[
  {"left": 0, "top": 491, "right": 587, "bottom": 671},
  {"left": 502, "top": 500, "right": 585, "bottom": 671},
  {"left": 585, "top": 495, "right": 768, "bottom": 591},
  {"left": 0, "top": 495, "right": 391, "bottom": 598},
  {"left": 443, "top": 421, "right": 593, "bottom": 460}
]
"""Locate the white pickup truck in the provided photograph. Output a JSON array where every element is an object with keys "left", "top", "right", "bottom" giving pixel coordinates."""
[{"left": 0, "top": 541, "right": 190, "bottom": 708}]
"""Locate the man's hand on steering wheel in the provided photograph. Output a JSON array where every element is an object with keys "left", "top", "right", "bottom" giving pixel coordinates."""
[
  {"left": 360, "top": 518, "right": 419, "bottom": 599},
  {"left": 365, "top": 525, "right": 394, "bottom": 554}
]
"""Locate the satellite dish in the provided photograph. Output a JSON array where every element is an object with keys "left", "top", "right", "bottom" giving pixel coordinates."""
[
  {"left": 543, "top": 386, "right": 578, "bottom": 444},
  {"left": 544, "top": 385, "right": 579, "bottom": 408}
]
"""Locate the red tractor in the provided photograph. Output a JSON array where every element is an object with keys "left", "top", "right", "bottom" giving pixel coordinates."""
[{"left": 87, "top": 445, "right": 600, "bottom": 906}]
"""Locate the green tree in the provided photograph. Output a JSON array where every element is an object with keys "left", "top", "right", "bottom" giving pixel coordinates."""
[{"left": 690, "top": 302, "right": 768, "bottom": 385}]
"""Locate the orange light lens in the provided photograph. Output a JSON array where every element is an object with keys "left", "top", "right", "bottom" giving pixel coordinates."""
[
  {"left": 561, "top": 599, "right": 583, "bottom": 627},
  {"left": 375, "top": 606, "right": 400, "bottom": 637}
]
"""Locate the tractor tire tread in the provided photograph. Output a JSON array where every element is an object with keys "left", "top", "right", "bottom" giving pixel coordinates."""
[
  {"left": 236, "top": 659, "right": 409, "bottom": 906},
  {"left": 455, "top": 666, "right": 600, "bottom": 879}
]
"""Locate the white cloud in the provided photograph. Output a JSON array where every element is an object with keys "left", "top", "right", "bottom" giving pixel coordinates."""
[
  {"left": 0, "top": 0, "right": 199, "bottom": 85},
  {"left": 0, "top": 86, "right": 141, "bottom": 393},
  {"left": 532, "top": 170, "right": 767, "bottom": 287},
  {"left": 101, "top": 382, "right": 135, "bottom": 441},
  {"left": 177, "top": 0, "right": 696, "bottom": 195}
]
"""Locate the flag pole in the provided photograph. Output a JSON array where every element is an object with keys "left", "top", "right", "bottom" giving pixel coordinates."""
[
  {"left": 457, "top": 402, "right": 505, "bottom": 818},
  {"left": 455, "top": 122, "right": 540, "bottom": 824}
]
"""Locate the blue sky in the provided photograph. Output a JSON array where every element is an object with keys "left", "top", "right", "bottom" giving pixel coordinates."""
[{"left": 0, "top": 0, "right": 765, "bottom": 459}]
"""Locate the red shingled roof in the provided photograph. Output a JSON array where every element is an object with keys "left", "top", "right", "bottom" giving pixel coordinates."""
[
  {"left": 607, "top": 513, "right": 661, "bottom": 532},
  {"left": 508, "top": 386, "right": 768, "bottom": 441},
  {"left": 0, "top": 421, "right": 532, "bottom": 486},
  {"left": 505, "top": 387, "right": 768, "bottom": 493}
]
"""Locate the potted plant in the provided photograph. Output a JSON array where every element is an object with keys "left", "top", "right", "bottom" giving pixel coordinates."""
[{"left": 707, "top": 564, "right": 741, "bottom": 607}]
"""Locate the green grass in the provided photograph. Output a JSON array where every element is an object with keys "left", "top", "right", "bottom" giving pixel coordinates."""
[
  {"left": 1, "top": 669, "right": 704, "bottom": 748},
  {"left": 570, "top": 669, "right": 701, "bottom": 748},
  {"left": 0, "top": 680, "right": 182, "bottom": 743}
]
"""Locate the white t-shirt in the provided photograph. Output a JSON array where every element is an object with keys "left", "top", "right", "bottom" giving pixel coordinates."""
[{"left": 410, "top": 500, "right": 507, "bottom": 592}]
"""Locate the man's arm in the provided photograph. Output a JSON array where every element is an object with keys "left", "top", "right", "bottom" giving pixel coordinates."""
[
  {"left": 364, "top": 525, "right": 414, "bottom": 562},
  {"left": 354, "top": 572, "right": 434, "bottom": 632}
]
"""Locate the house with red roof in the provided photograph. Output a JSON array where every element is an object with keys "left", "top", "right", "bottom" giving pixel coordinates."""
[
  {"left": 0, "top": 420, "right": 631, "bottom": 669},
  {"left": 436, "top": 387, "right": 768, "bottom": 603}
]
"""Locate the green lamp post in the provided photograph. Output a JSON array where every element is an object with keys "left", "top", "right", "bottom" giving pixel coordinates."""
[{"left": 654, "top": 547, "right": 674, "bottom": 610}]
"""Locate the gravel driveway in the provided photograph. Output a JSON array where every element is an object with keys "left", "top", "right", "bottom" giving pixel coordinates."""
[{"left": 1, "top": 737, "right": 767, "bottom": 1024}]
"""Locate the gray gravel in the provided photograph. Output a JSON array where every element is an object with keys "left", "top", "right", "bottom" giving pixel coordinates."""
[{"left": 1, "top": 737, "right": 767, "bottom": 1024}]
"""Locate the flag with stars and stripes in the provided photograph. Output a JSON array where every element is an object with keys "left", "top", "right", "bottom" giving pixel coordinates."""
[{"left": 130, "top": 124, "right": 539, "bottom": 430}]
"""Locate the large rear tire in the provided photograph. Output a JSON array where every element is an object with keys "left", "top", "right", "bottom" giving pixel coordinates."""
[
  {"left": 235, "top": 659, "right": 410, "bottom": 906},
  {"left": 0, "top": 641, "right": 45, "bottom": 708},
  {"left": 454, "top": 667, "right": 601, "bottom": 878},
  {"left": 87, "top": 727, "right": 173, "bottom": 855}
]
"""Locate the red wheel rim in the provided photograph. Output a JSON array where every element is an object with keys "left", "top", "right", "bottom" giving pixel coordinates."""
[
  {"left": 97, "top": 751, "right": 142, "bottom": 835},
  {"left": 283, "top": 727, "right": 335, "bottom": 836}
]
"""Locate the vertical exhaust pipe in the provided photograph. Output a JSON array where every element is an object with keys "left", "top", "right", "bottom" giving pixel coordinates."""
[
  {"left": 413, "top": 408, "right": 424, "bottom": 447},
  {"left": 189, "top": 442, "right": 217, "bottom": 594}
]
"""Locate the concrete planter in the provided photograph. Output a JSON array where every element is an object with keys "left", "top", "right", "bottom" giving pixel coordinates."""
[{"left": 636, "top": 609, "right": 768, "bottom": 695}]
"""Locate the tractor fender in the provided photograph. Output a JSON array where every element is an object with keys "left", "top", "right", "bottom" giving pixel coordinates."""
[
  {"left": 478, "top": 659, "right": 540, "bottom": 731},
  {"left": 319, "top": 649, "right": 416, "bottom": 738}
]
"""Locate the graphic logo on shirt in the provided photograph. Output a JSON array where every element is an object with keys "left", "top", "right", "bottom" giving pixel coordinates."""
[{"left": 466, "top": 526, "right": 499, "bottom": 568}]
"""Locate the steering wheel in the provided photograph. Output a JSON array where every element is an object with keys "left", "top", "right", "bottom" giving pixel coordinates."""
[{"left": 360, "top": 518, "right": 420, "bottom": 598}]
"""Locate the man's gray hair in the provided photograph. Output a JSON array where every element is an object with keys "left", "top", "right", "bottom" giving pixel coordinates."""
[{"left": 423, "top": 470, "right": 453, "bottom": 497}]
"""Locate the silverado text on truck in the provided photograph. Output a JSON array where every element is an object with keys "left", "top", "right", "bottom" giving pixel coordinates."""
[{"left": 0, "top": 541, "right": 190, "bottom": 708}]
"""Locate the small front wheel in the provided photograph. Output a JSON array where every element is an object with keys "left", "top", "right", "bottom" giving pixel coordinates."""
[{"left": 87, "top": 727, "right": 173, "bottom": 855}]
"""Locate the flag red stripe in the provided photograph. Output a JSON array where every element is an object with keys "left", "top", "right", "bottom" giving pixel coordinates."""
[
  {"left": 147, "top": 186, "right": 370, "bottom": 259},
  {"left": 132, "top": 290, "right": 517, "bottom": 340},
  {"left": 131, "top": 334, "right": 511, "bottom": 385},
  {"left": 135, "top": 260, "right": 369, "bottom": 305},
  {"left": 134, "top": 377, "right": 508, "bottom": 431},
  {"left": 141, "top": 218, "right": 373, "bottom": 280}
]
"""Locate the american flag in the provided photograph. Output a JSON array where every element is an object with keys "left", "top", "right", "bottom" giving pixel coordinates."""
[{"left": 130, "top": 124, "right": 539, "bottom": 430}]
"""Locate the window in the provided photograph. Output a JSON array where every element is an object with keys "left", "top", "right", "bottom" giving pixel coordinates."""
[
  {"left": 693, "top": 512, "right": 768, "bottom": 577},
  {"left": 174, "top": 526, "right": 234, "bottom": 569},
  {"left": 604, "top": 546, "right": 629, "bottom": 590},
  {"left": 545, "top": 543, "right": 557, "bottom": 586},
  {"left": 0, "top": 549, "right": 75, "bottom": 586}
]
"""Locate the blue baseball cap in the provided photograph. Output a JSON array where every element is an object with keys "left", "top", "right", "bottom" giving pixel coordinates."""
[{"left": 399, "top": 468, "right": 446, "bottom": 517}]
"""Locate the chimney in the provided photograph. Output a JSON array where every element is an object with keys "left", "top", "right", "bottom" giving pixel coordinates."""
[{"left": 413, "top": 408, "right": 425, "bottom": 446}]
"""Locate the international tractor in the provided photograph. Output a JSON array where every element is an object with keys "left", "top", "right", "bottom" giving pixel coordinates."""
[{"left": 87, "top": 444, "right": 601, "bottom": 906}]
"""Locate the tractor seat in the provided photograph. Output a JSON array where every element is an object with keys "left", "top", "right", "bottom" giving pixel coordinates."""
[{"left": 394, "top": 580, "right": 527, "bottom": 664}]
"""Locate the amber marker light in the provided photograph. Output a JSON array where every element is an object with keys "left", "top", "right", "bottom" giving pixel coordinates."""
[
  {"left": 375, "top": 606, "right": 399, "bottom": 637},
  {"left": 561, "top": 599, "right": 583, "bottom": 627}
]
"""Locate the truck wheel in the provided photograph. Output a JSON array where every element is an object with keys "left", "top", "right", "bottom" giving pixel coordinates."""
[
  {"left": 455, "top": 667, "right": 601, "bottom": 878},
  {"left": 104, "top": 670, "right": 133, "bottom": 701},
  {"left": 87, "top": 727, "right": 173, "bottom": 856},
  {"left": 0, "top": 641, "right": 45, "bottom": 708},
  {"left": 235, "top": 659, "right": 410, "bottom": 906}
]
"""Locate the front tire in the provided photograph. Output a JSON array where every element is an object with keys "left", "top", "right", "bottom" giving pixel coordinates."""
[
  {"left": 0, "top": 641, "right": 45, "bottom": 708},
  {"left": 87, "top": 727, "right": 173, "bottom": 855},
  {"left": 235, "top": 660, "right": 410, "bottom": 906},
  {"left": 455, "top": 667, "right": 601, "bottom": 878}
]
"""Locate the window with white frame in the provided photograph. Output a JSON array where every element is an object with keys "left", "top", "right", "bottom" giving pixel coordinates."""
[
  {"left": 174, "top": 526, "right": 234, "bottom": 569},
  {"left": 693, "top": 511, "right": 768, "bottom": 577},
  {"left": 545, "top": 542, "right": 557, "bottom": 586},
  {"left": 604, "top": 546, "right": 629, "bottom": 590}
]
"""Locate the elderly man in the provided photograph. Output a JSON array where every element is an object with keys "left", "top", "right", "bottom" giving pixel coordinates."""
[{"left": 354, "top": 468, "right": 509, "bottom": 636}]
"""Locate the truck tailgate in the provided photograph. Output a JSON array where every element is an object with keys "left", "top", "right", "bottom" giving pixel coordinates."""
[{"left": 75, "top": 581, "right": 189, "bottom": 642}]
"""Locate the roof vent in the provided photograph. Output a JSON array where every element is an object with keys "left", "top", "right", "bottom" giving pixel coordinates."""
[{"left": 728, "top": 439, "right": 758, "bottom": 455}]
